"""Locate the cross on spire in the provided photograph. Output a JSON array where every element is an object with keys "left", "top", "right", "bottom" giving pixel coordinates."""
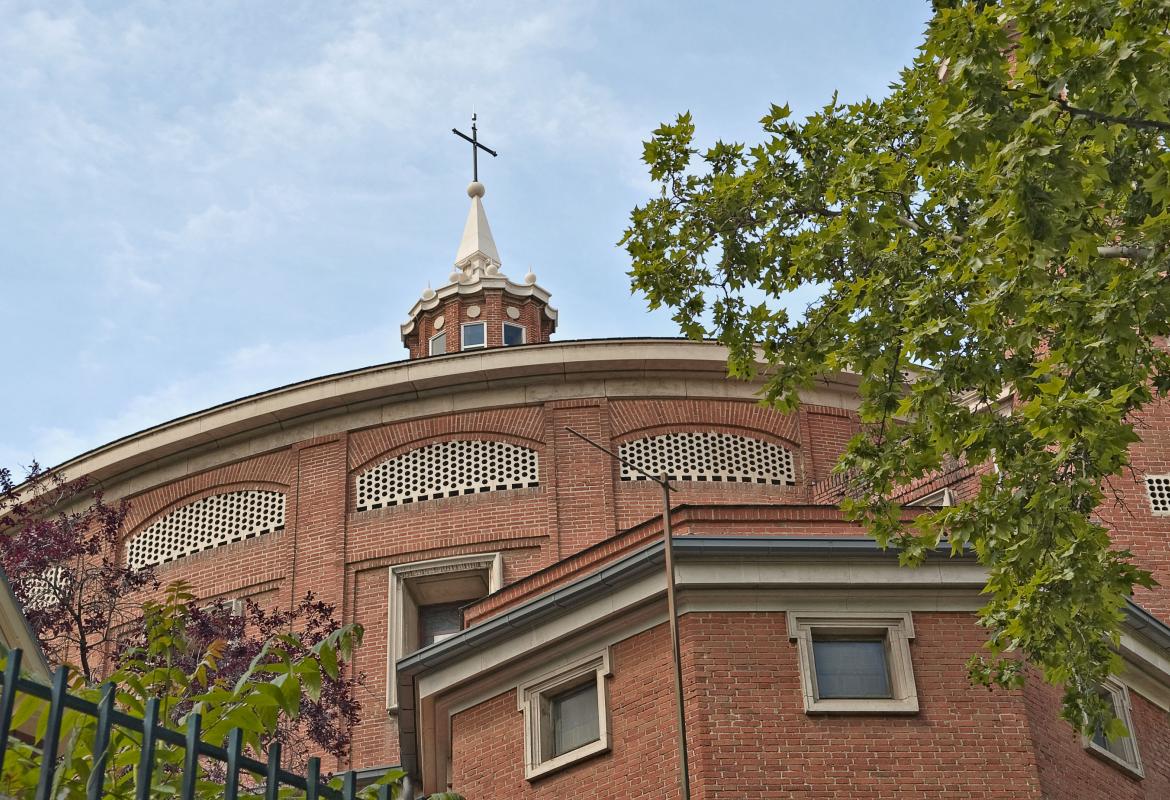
[{"left": 451, "top": 114, "right": 498, "bottom": 183}]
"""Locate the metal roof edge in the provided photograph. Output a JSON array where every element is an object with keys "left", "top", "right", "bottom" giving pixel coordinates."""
[{"left": 396, "top": 536, "right": 972, "bottom": 676}]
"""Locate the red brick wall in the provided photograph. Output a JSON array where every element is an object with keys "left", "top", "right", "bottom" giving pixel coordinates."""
[
  {"left": 450, "top": 611, "right": 1050, "bottom": 799},
  {"left": 107, "top": 384, "right": 1170, "bottom": 782},
  {"left": 1024, "top": 670, "right": 1170, "bottom": 799},
  {"left": 450, "top": 625, "right": 683, "bottom": 798}
]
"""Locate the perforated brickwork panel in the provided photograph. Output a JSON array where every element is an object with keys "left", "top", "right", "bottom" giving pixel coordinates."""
[
  {"left": 1145, "top": 475, "right": 1170, "bottom": 515},
  {"left": 355, "top": 440, "right": 539, "bottom": 511},
  {"left": 126, "top": 490, "right": 286, "bottom": 570},
  {"left": 618, "top": 432, "right": 796, "bottom": 485}
]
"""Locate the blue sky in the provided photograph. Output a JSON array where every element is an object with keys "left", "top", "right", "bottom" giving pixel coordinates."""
[{"left": 1, "top": 0, "right": 930, "bottom": 471}]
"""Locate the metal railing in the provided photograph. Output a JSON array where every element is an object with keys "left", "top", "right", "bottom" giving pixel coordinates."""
[{"left": 0, "top": 648, "right": 412, "bottom": 799}]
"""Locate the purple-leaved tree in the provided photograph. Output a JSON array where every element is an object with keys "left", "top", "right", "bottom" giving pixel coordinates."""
[{"left": 1, "top": 464, "right": 364, "bottom": 768}]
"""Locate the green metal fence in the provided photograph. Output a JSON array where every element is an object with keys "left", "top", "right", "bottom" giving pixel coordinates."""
[{"left": 0, "top": 648, "right": 410, "bottom": 800}]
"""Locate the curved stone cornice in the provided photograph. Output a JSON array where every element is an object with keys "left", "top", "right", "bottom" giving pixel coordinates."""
[{"left": 43, "top": 339, "right": 862, "bottom": 498}]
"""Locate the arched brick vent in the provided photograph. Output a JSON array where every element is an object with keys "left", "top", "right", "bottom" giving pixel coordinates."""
[
  {"left": 618, "top": 432, "right": 796, "bottom": 485},
  {"left": 355, "top": 440, "right": 540, "bottom": 512},
  {"left": 126, "top": 489, "right": 286, "bottom": 570}
]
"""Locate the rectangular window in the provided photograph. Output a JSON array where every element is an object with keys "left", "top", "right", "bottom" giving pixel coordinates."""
[
  {"left": 386, "top": 553, "right": 504, "bottom": 710},
  {"left": 418, "top": 601, "right": 465, "bottom": 648},
  {"left": 787, "top": 611, "right": 918, "bottom": 714},
  {"left": 1084, "top": 680, "right": 1144, "bottom": 777},
  {"left": 519, "top": 651, "right": 611, "bottom": 780},
  {"left": 550, "top": 681, "right": 600, "bottom": 756},
  {"left": 503, "top": 322, "right": 526, "bottom": 346},
  {"left": 429, "top": 331, "right": 447, "bottom": 356},
  {"left": 811, "top": 638, "right": 892, "bottom": 699},
  {"left": 461, "top": 322, "right": 486, "bottom": 350}
]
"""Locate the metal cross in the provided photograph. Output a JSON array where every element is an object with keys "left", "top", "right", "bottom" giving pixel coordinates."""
[{"left": 451, "top": 113, "right": 498, "bottom": 182}]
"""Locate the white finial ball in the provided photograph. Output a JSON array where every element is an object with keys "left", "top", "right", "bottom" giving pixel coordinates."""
[
  {"left": 524, "top": 269, "right": 537, "bottom": 285},
  {"left": 485, "top": 264, "right": 499, "bottom": 276},
  {"left": 467, "top": 181, "right": 486, "bottom": 198},
  {"left": 448, "top": 270, "right": 462, "bottom": 283},
  {"left": 421, "top": 286, "right": 436, "bottom": 300}
]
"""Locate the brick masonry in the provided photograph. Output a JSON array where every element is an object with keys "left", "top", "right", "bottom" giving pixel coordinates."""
[{"left": 107, "top": 375, "right": 1170, "bottom": 792}]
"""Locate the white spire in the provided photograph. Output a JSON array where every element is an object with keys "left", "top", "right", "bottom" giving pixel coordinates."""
[{"left": 454, "top": 181, "right": 501, "bottom": 272}]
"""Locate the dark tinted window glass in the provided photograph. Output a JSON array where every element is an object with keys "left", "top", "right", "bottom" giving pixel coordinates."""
[
  {"left": 812, "top": 638, "right": 891, "bottom": 699},
  {"left": 551, "top": 681, "right": 600, "bottom": 756},
  {"left": 462, "top": 323, "right": 485, "bottom": 349},
  {"left": 503, "top": 323, "right": 525, "bottom": 346},
  {"left": 418, "top": 602, "right": 464, "bottom": 647}
]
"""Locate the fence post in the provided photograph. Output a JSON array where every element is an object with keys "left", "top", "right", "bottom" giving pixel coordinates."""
[
  {"left": 0, "top": 648, "right": 23, "bottom": 772},
  {"left": 134, "top": 697, "right": 160, "bottom": 800},
  {"left": 306, "top": 756, "right": 321, "bottom": 800},
  {"left": 34, "top": 666, "right": 68, "bottom": 800},
  {"left": 342, "top": 768, "right": 357, "bottom": 800},
  {"left": 225, "top": 727, "right": 244, "bottom": 800},
  {"left": 264, "top": 740, "right": 282, "bottom": 800},
  {"left": 86, "top": 683, "right": 115, "bottom": 800},
  {"left": 180, "top": 711, "right": 202, "bottom": 800}
]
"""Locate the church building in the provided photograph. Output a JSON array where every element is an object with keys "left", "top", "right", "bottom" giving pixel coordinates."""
[{"left": 53, "top": 164, "right": 1170, "bottom": 798}]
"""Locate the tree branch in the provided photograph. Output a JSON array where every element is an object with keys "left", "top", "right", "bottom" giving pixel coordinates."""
[
  {"left": 1055, "top": 98, "right": 1170, "bottom": 133},
  {"left": 894, "top": 216, "right": 1151, "bottom": 259}
]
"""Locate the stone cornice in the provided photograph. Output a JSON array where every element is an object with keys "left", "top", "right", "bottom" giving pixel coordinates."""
[
  {"left": 41, "top": 339, "right": 863, "bottom": 496},
  {"left": 400, "top": 276, "right": 558, "bottom": 340}
]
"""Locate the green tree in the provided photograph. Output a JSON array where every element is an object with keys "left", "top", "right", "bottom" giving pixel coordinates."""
[
  {"left": 1, "top": 582, "right": 457, "bottom": 799},
  {"left": 623, "top": 0, "right": 1169, "bottom": 734}
]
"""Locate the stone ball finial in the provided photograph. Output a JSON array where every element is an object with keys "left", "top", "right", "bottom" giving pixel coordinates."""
[
  {"left": 485, "top": 263, "right": 500, "bottom": 276},
  {"left": 467, "top": 181, "right": 486, "bottom": 198},
  {"left": 524, "top": 268, "right": 537, "bottom": 285},
  {"left": 421, "top": 286, "right": 436, "bottom": 300},
  {"left": 448, "top": 269, "right": 462, "bottom": 283}
]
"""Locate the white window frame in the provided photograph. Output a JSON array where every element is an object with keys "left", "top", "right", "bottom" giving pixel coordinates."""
[
  {"left": 428, "top": 331, "right": 447, "bottom": 356},
  {"left": 907, "top": 487, "right": 955, "bottom": 508},
  {"left": 386, "top": 553, "right": 503, "bottom": 711},
  {"left": 787, "top": 610, "right": 919, "bottom": 714},
  {"left": 460, "top": 322, "right": 486, "bottom": 351},
  {"left": 1083, "top": 678, "right": 1144, "bottom": 778},
  {"left": 502, "top": 322, "right": 526, "bottom": 346},
  {"left": 517, "top": 650, "right": 611, "bottom": 781}
]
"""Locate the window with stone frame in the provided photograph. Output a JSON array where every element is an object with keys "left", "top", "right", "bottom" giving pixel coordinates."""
[
  {"left": 517, "top": 651, "right": 611, "bottom": 780},
  {"left": 461, "top": 322, "right": 486, "bottom": 350},
  {"left": 1084, "top": 678, "right": 1144, "bottom": 778},
  {"left": 787, "top": 610, "right": 919, "bottom": 714},
  {"left": 502, "top": 322, "right": 526, "bottom": 346},
  {"left": 385, "top": 553, "right": 503, "bottom": 710}
]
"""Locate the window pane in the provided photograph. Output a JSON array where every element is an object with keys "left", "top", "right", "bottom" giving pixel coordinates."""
[
  {"left": 418, "top": 602, "right": 464, "bottom": 647},
  {"left": 812, "top": 639, "right": 892, "bottom": 699},
  {"left": 503, "top": 324, "right": 525, "bottom": 346},
  {"left": 462, "top": 323, "right": 485, "bottom": 349},
  {"left": 551, "top": 681, "right": 600, "bottom": 756},
  {"left": 429, "top": 332, "right": 446, "bottom": 356},
  {"left": 1091, "top": 689, "right": 1134, "bottom": 761}
]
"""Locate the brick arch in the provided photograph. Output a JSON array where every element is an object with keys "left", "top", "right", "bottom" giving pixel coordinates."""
[
  {"left": 123, "top": 480, "right": 289, "bottom": 570},
  {"left": 351, "top": 435, "right": 543, "bottom": 513},
  {"left": 347, "top": 407, "right": 546, "bottom": 472},
  {"left": 612, "top": 422, "right": 799, "bottom": 454},
  {"left": 608, "top": 398, "right": 800, "bottom": 445},
  {"left": 122, "top": 449, "right": 295, "bottom": 532},
  {"left": 349, "top": 431, "right": 545, "bottom": 475},
  {"left": 614, "top": 427, "right": 799, "bottom": 486}
]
